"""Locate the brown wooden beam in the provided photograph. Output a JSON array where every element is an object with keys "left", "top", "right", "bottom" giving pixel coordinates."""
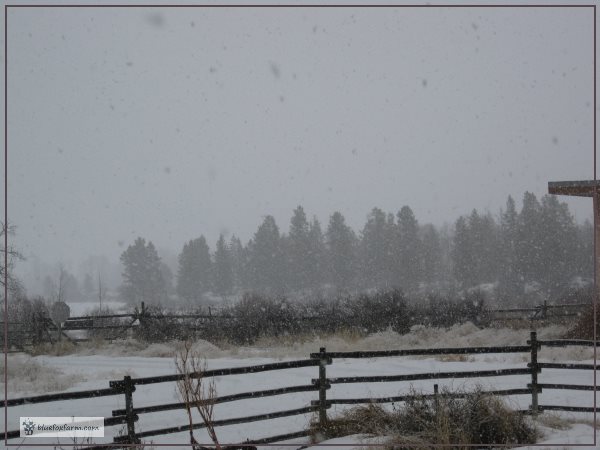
[{"left": 548, "top": 180, "right": 600, "bottom": 197}]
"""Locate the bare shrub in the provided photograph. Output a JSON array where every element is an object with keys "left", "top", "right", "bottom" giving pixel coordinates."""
[
  {"left": 175, "top": 340, "right": 221, "bottom": 449},
  {"left": 136, "top": 305, "right": 192, "bottom": 342},
  {"left": 30, "top": 340, "right": 77, "bottom": 356}
]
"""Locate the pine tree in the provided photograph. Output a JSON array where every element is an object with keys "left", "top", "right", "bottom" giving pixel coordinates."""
[
  {"left": 286, "top": 206, "right": 312, "bottom": 291},
  {"left": 516, "top": 192, "right": 543, "bottom": 288},
  {"left": 247, "top": 216, "right": 284, "bottom": 293},
  {"left": 498, "top": 195, "right": 521, "bottom": 302},
  {"left": 160, "top": 262, "right": 175, "bottom": 295},
  {"left": 229, "top": 235, "right": 247, "bottom": 291},
  {"left": 395, "top": 206, "right": 421, "bottom": 292},
  {"left": 176, "top": 236, "right": 212, "bottom": 303},
  {"left": 468, "top": 210, "right": 499, "bottom": 285},
  {"left": 575, "top": 220, "right": 594, "bottom": 281},
  {"left": 307, "top": 217, "right": 327, "bottom": 289},
  {"left": 452, "top": 216, "right": 473, "bottom": 290},
  {"left": 360, "top": 207, "right": 393, "bottom": 289},
  {"left": 538, "top": 194, "right": 578, "bottom": 298},
  {"left": 421, "top": 223, "right": 441, "bottom": 287},
  {"left": 326, "top": 211, "right": 357, "bottom": 290},
  {"left": 213, "top": 234, "right": 234, "bottom": 297},
  {"left": 120, "top": 237, "right": 167, "bottom": 305}
]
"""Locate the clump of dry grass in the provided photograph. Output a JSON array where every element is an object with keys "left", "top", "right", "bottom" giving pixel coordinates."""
[
  {"left": 535, "top": 413, "right": 571, "bottom": 431},
  {"left": 30, "top": 340, "right": 77, "bottom": 356},
  {"left": 435, "top": 354, "right": 470, "bottom": 363},
  {"left": 311, "top": 386, "right": 538, "bottom": 448}
]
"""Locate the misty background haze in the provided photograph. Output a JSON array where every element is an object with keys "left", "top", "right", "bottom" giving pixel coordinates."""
[{"left": 4, "top": 6, "right": 595, "bottom": 299}]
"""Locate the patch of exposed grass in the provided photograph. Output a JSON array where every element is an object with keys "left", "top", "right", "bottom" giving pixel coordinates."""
[
  {"left": 30, "top": 340, "right": 77, "bottom": 356},
  {"left": 311, "top": 386, "right": 538, "bottom": 448}
]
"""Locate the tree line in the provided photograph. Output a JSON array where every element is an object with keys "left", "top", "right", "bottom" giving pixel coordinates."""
[{"left": 119, "top": 191, "right": 592, "bottom": 307}]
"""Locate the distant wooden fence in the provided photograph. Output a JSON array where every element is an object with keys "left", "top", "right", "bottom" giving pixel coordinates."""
[
  {"left": 3, "top": 332, "right": 598, "bottom": 447},
  {"left": 3, "top": 300, "right": 590, "bottom": 350},
  {"left": 2, "top": 302, "right": 235, "bottom": 348},
  {"left": 489, "top": 302, "right": 589, "bottom": 322}
]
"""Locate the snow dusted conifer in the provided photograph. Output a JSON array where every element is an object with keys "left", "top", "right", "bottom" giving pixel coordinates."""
[
  {"left": 307, "top": 217, "right": 327, "bottom": 289},
  {"left": 176, "top": 236, "right": 212, "bottom": 303},
  {"left": 247, "top": 215, "right": 284, "bottom": 293},
  {"left": 326, "top": 211, "right": 357, "bottom": 291},
  {"left": 286, "top": 206, "right": 312, "bottom": 290},
  {"left": 360, "top": 207, "right": 393, "bottom": 289},
  {"left": 120, "top": 237, "right": 167, "bottom": 305},
  {"left": 395, "top": 206, "right": 421, "bottom": 293},
  {"left": 213, "top": 234, "right": 234, "bottom": 298}
]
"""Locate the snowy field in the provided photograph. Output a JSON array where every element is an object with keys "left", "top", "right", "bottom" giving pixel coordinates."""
[
  {"left": 66, "top": 301, "right": 129, "bottom": 317},
  {"left": 3, "top": 323, "right": 597, "bottom": 448}
]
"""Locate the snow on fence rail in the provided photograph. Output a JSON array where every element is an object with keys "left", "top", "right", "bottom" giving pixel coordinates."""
[{"left": 3, "top": 332, "right": 598, "bottom": 447}]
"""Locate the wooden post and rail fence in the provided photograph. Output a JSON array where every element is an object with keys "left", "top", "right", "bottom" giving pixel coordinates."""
[
  {"left": 3, "top": 332, "right": 598, "bottom": 447},
  {"left": 2, "top": 300, "right": 591, "bottom": 351}
]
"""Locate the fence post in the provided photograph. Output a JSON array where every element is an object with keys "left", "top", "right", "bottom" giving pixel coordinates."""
[
  {"left": 528, "top": 331, "right": 540, "bottom": 416},
  {"left": 318, "top": 347, "right": 329, "bottom": 426},
  {"left": 123, "top": 375, "right": 138, "bottom": 444},
  {"left": 542, "top": 301, "right": 547, "bottom": 320},
  {"left": 138, "top": 302, "right": 147, "bottom": 339}
]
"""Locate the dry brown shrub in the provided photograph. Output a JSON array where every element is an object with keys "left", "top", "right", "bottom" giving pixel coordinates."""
[{"left": 310, "top": 386, "right": 537, "bottom": 447}]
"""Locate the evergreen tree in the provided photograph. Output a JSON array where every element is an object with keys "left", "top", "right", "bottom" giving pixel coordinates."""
[
  {"left": 247, "top": 215, "right": 284, "bottom": 293},
  {"left": 538, "top": 194, "right": 578, "bottom": 298},
  {"left": 307, "top": 217, "right": 327, "bottom": 289},
  {"left": 326, "top": 211, "right": 357, "bottom": 290},
  {"left": 176, "top": 236, "right": 212, "bottom": 302},
  {"left": 360, "top": 207, "right": 394, "bottom": 289},
  {"left": 214, "top": 234, "right": 234, "bottom": 297},
  {"left": 468, "top": 210, "right": 499, "bottom": 285},
  {"left": 575, "top": 220, "right": 594, "bottom": 281},
  {"left": 452, "top": 216, "right": 474, "bottom": 290},
  {"left": 286, "top": 206, "right": 312, "bottom": 290},
  {"left": 498, "top": 195, "right": 521, "bottom": 302},
  {"left": 421, "top": 223, "right": 441, "bottom": 286},
  {"left": 229, "top": 235, "right": 247, "bottom": 291},
  {"left": 395, "top": 206, "right": 421, "bottom": 292},
  {"left": 120, "top": 237, "right": 167, "bottom": 305},
  {"left": 515, "top": 192, "right": 543, "bottom": 288}
]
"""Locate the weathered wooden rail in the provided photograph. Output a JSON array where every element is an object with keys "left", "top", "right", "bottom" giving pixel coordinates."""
[
  {"left": 6, "top": 300, "right": 588, "bottom": 348},
  {"left": 3, "top": 332, "right": 598, "bottom": 447},
  {"left": 489, "top": 302, "right": 590, "bottom": 322}
]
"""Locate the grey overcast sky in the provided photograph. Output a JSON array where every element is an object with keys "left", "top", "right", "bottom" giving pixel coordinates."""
[{"left": 4, "top": 4, "right": 595, "bottom": 272}]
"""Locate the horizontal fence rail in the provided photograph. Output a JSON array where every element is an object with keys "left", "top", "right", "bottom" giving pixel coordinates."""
[
  {"left": 310, "top": 345, "right": 531, "bottom": 359},
  {"left": 537, "top": 383, "right": 596, "bottom": 391},
  {"left": 112, "top": 384, "right": 320, "bottom": 416},
  {"left": 537, "top": 339, "right": 600, "bottom": 347},
  {"left": 2, "top": 386, "right": 123, "bottom": 407},
  {"left": 116, "top": 358, "right": 320, "bottom": 387},
  {"left": 113, "top": 405, "right": 320, "bottom": 442},
  {"left": 323, "top": 368, "right": 532, "bottom": 385},
  {"left": 535, "top": 362, "right": 599, "bottom": 370},
  {"left": 4, "top": 332, "right": 598, "bottom": 446},
  {"left": 320, "top": 388, "right": 534, "bottom": 406}
]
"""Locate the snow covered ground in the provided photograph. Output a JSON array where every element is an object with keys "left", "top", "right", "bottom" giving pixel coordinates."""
[
  {"left": 3, "top": 323, "right": 597, "bottom": 448},
  {"left": 67, "top": 300, "right": 129, "bottom": 317}
]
